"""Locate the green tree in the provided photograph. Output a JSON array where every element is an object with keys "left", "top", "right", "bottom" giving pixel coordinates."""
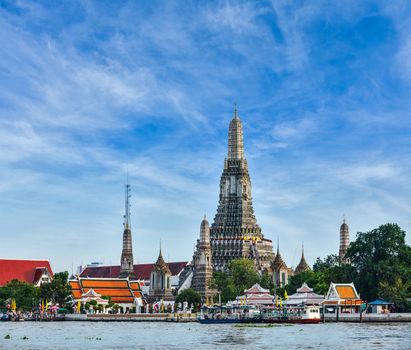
[
  {"left": 209, "top": 258, "right": 260, "bottom": 303},
  {"left": 39, "top": 271, "right": 72, "bottom": 308},
  {"left": 229, "top": 258, "right": 260, "bottom": 295},
  {"left": 346, "top": 223, "right": 411, "bottom": 305},
  {"left": 0, "top": 279, "right": 39, "bottom": 311},
  {"left": 259, "top": 272, "right": 275, "bottom": 294},
  {"left": 313, "top": 254, "right": 340, "bottom": 272},
  {"left": 175, "top": 288, "right": 201, "bottom": 310}
]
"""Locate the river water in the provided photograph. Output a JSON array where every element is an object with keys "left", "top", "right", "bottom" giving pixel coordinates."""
[{"left": 0, "top": 322, "right": 410, "bottom": 349}]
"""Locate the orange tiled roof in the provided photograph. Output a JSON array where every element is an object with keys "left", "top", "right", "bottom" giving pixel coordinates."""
[
  {"left": 81, "top": 279, "right": 129, "bottom": 288},
  {"left": 336, "top": 285, "right": 356, "bottom": 299},
  {"left": 70, "top": 278, "right": 145, "bottom": 304}
]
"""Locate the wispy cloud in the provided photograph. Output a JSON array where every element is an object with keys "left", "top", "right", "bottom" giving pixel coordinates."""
[{"left": 0, "top": 0, "right": 410, "bottom": 272}]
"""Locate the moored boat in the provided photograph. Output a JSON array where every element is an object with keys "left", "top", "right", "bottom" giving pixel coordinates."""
[
  {"left": 261, "top": 305, "right": 321, "bottom": 324},
  {"left": 198, "top": 305, "right": 261, "bottom": 324}
]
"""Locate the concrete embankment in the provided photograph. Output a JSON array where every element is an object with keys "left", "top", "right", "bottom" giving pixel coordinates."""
[
  {"left": 64, "top": 313, "right": 198, "bottom": 322},
  {"left": 323, "top": 313, "right": 411, "bottom": 322}
]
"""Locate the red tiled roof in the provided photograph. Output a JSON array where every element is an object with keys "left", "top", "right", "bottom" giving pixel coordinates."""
[
  {"left": 80, "top": 262, "right": 188, "bottom": 280},
  {"left": 0, "top": 259, "right": 53, "bottom": 286}
]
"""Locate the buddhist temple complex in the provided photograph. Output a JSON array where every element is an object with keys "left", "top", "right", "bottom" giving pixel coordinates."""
[{"left": 210, "top": 106, "right": 275, "bottom": 272}]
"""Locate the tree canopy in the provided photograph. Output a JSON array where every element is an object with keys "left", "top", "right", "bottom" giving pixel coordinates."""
[
  {"left": 286, "top": 223, "right": 411, "bottom": 310},
  {"left": 39, "top": 271, "right": 72, "bottom": 308},
  {"left": 209, "top": 258, "right": 265, "bottom": 302},
  {"left": 175, "top": 288, "right": 201, "bottom": 307},
  {"left": 0, "top": 279, "right": 39, "bottom": 311},
  {"left": 346, "top": 223, "right": 411, "bottom": 308}
]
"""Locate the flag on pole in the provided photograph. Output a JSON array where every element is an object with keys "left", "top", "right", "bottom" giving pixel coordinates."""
[{"left": 284, "top": 290, "right": 288, "bottom": 300}]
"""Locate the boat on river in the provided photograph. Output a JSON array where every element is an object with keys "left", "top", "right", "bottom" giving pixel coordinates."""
[
  {"left": 198, "top": 305, "right": 321, "bottom": 324},
  {"left": 261, "top": 305, "right": 321, "bottom": 324},
  {"left": 198, "top": 305, "right": 261, "bottom": 324}
]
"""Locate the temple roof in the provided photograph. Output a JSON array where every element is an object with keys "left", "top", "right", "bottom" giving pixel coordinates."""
[
  {"left": 80, "top": 262, "right": 188, "bottom": 280},
  {"left": 70, "top": 278, "right": 144, "bottom": 304},
  {"left": 285, "top": 282, "right": 324, "bottom": 306},
  {"left": 325, "top": 282, "right": 361, "bottom": 302},
  {"left": 272, "top": 241, "right": 287, "bottom": 269},
  {"left": 297, "top": 282, "right": 313, "bottom": 293},
  {"left": 244, "top": 283, "right": 270, "bottom": 294},
  {"left": 0, "top": 259, "right": 53, "bottom": 286},
  {"left": 294, "top": 245, "right": 311, "bottom": 274},
  {"left": 152, "top": 249, "right": 172, "bottom": 275}
]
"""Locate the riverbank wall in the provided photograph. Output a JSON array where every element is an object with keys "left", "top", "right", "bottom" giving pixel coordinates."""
[
  {"left": 64, "top": 313, "right": 198, "bottom": 322},
  {"left": 323, "top": 313, "right": 411, "bottom": 322}
]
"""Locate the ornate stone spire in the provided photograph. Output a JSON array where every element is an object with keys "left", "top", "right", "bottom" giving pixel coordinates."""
[
  {"left": 200, "top": 215, "right": 210, "bottom": 245},
  {"left": 295, "top": 242, "right": 311, "bottom": 274},
  {"left": 119, "top": 182, "right": 135, "bottom": 279},
  {"left": 192, "top": 216, "right": 215, "bottom": 303},
  {"left": 227, "top": 103, "right": 245, "bottom": 160},
  {"left": 339, "top": 216, "right": 350, "bottom": 261},
  {"left": 210, "top": 106, "right": 274, "bottom": 271},
  {"left": 153, "top": 243, "right": 171, "bottom": 275},
  {"left": 272, "top": 238, "right": 286, "bottom": 269}
]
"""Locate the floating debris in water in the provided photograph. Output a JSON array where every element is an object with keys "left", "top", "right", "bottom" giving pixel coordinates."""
[
  {"left": 22, "top": 336, "right": 29, "bottom": 340},
  {"left": 234, "top": 324, "right": 278, "bottom": 328}
]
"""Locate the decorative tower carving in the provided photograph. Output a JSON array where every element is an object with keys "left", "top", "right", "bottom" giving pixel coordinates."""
[
  {"left": 339, "top": 216, "right": 350, "bottom": 261},
  {"left": 192, "top": 216, "right": 216, "bottom": 304},
  {"left": 271, "top": 238, "right": 293, "bottom": 287},
  {"left": 119, "top": 182, "right": 135, "bottom": 279},
  {"left": 295, "top": 243, "right": 311, "bottom": 274},
  {"left": 149, "top": 244, "right": 174, "bottom": 302},
  {"left": 210, "top": 105, "right": 274, "bottom": 271}
]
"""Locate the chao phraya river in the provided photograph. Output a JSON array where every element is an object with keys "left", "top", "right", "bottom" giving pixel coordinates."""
[{"left": 0, "top": 321, "right": 410, "bottom": 349}]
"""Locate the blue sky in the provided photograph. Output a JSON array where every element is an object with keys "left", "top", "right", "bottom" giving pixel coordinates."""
[{"left": 1, "top": 0, "right": 410, "bottom": 273}]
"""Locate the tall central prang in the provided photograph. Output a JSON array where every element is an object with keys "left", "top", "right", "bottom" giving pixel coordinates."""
[{"left": 210, "top": 106, "right": 274, "bottom": 271}]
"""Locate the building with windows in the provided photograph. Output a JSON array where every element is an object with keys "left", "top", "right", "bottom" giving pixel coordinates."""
[
  {"left": 148, "top": 247, "right": 174, "bottom": 303},
  {"left": 323, "top": 282, "right": 362, "bottom": 314}
]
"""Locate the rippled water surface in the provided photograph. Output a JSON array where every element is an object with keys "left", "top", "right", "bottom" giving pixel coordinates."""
[{"left": 0, "top": 322, "right": 410, "bottom": 349}]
